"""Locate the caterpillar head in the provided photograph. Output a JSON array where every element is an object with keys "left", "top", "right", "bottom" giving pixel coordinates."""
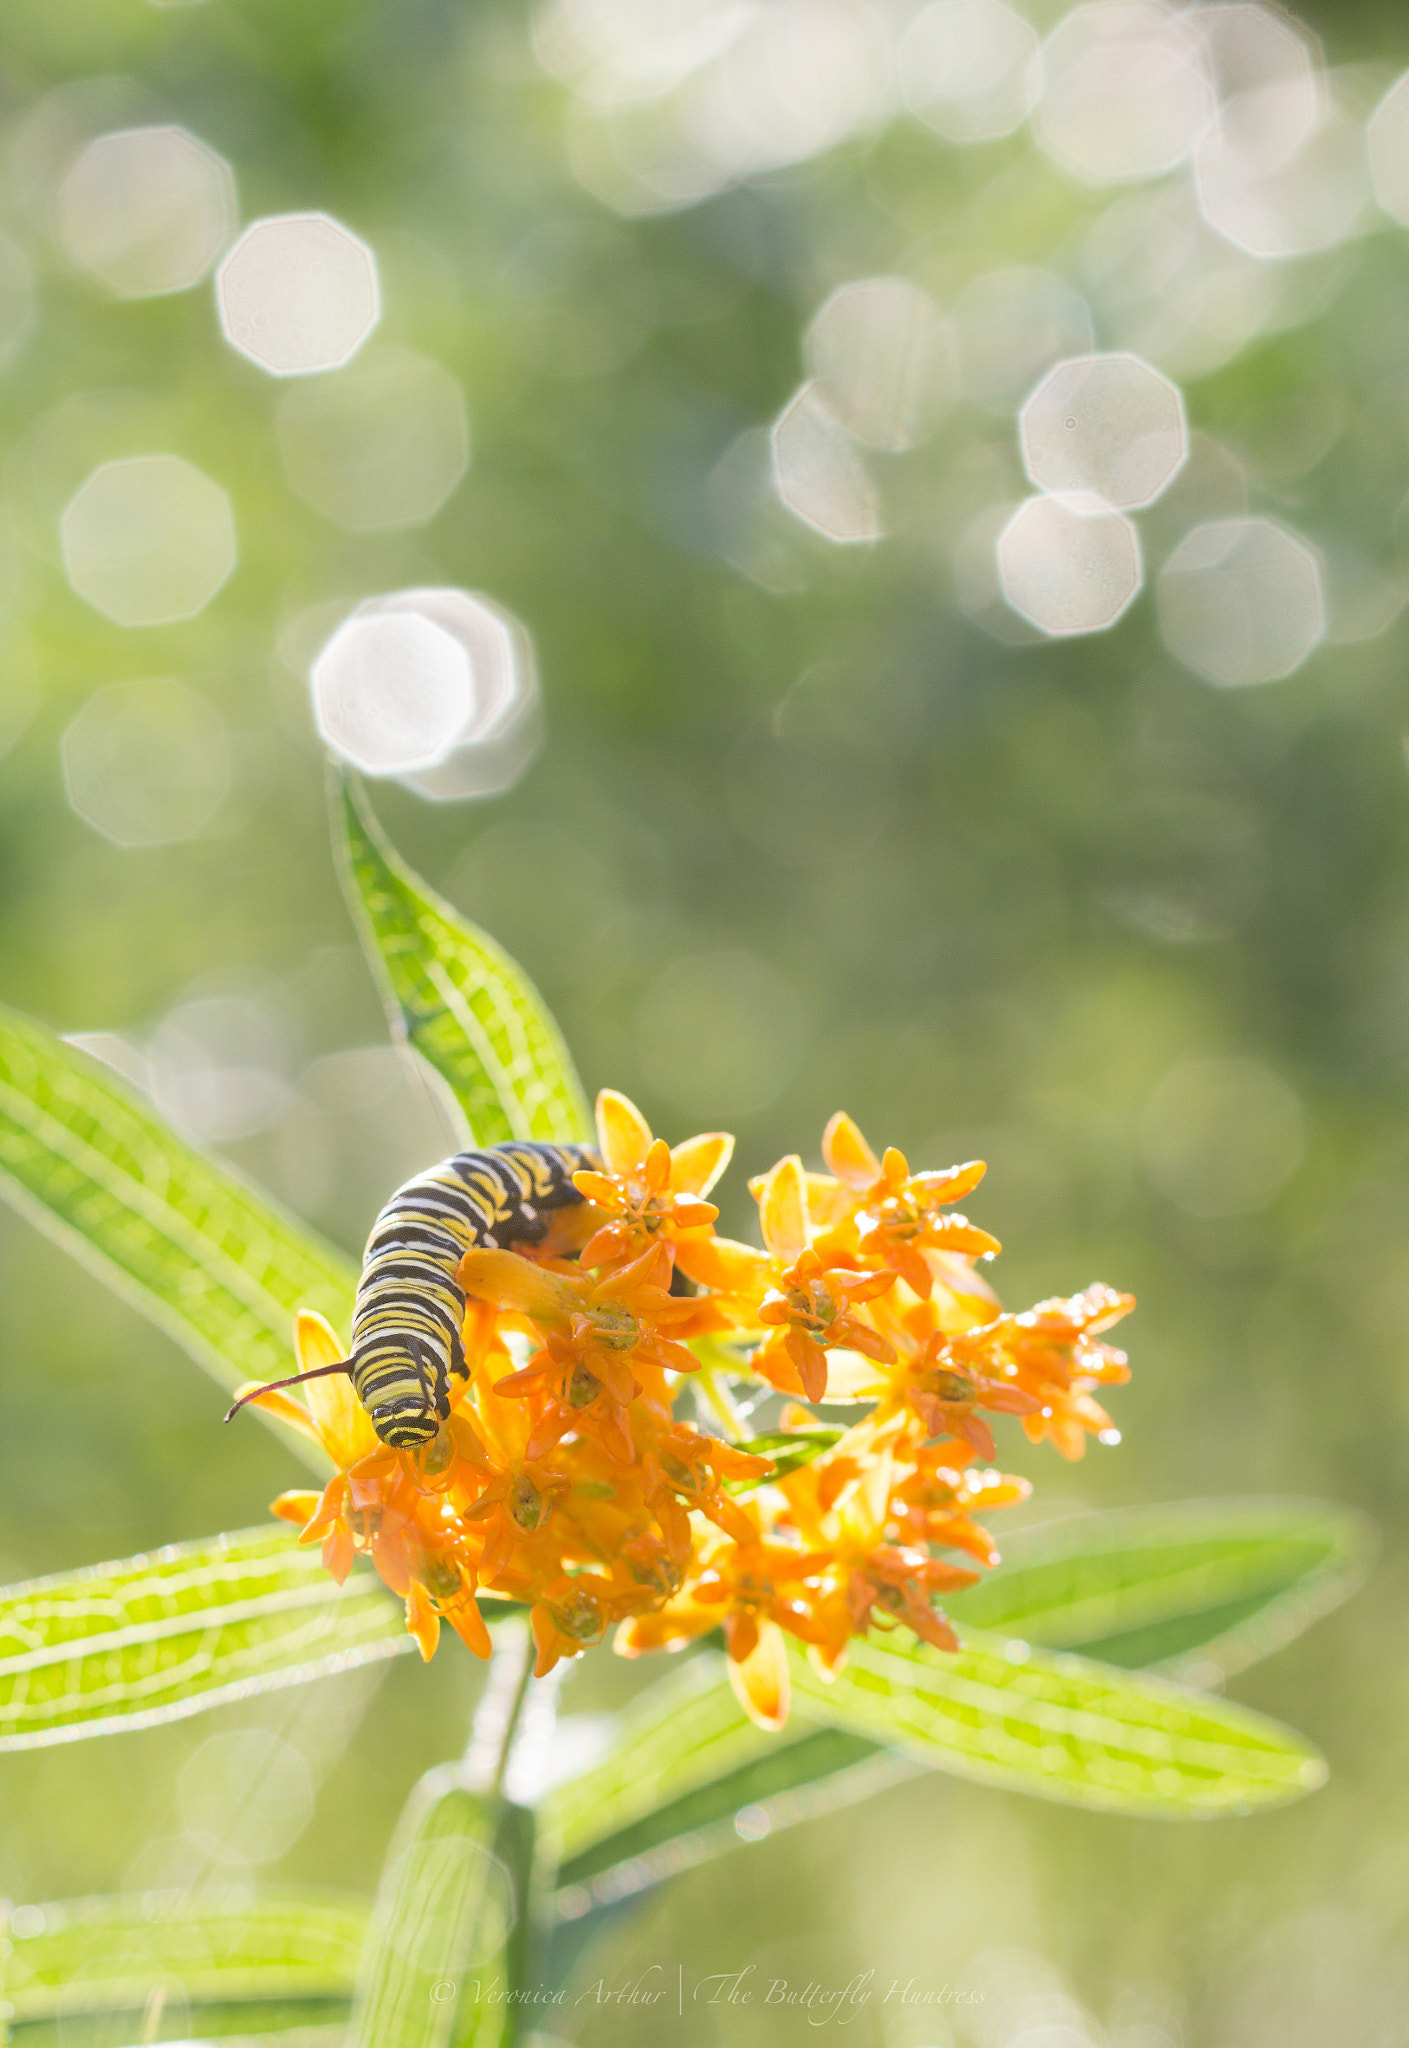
[{"left": 356, "top": 1336, "right": 445, "bottom": 1449}]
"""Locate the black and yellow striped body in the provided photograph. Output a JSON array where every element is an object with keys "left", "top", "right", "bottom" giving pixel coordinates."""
[{"left": 350, "top": 1140, "right": 599, "bottom": 1449}]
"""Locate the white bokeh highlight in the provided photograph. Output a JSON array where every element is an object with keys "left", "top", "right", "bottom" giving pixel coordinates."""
[
  {"left": 366, "top": 589, "right": 542, "bottom": 801},
  {"left": 806, "top": 276, "right": 956, "bottom": 452},
  {"left": 534, "top": 0, "right": 747, "bottom": 105},
  {"left": 1195, "top": 2, "right": 1321, "bottom": 166},
  {"left": 61, "top": 679, "right": 229, "bottom": 846},
  {"left": 217, "top": 213, "right": 379, "bottom": 376},
  {"left": 772, "top": 384, "right": 881, "bottom": 543},
  {"left": 1033, "top": 1, "right": 1215, "bottom": 186},
  {"left": 61, "top": 455, "right": 236, "bottom": 626},
  {"left": 1020, "top": 352, "right": 1187, "bottom": 510},
  {"left": 542, "top": 0, "right": 889, "bottom": 215},
  {"left": 57, "top": 126, "right": 235, "bottom": 298},
  {"left": 1156, "top": 516, "right": 1324, "bottom": 684},
  {"left": 897, "top": 0, "right": 1041, "bottom": 144},
  {"left": 997, "top": 495, "right": 1142, "bottom": 634},
  {"left": 313, "top": 613, "right": 473, "bottom": 774},
  {"left": 680, "top": 0, "right": 890, "bottom": 180},
  {"left": 312, "top": 588, "right": 541, "bottom": 798},
  {"left": 276, "top": 347, "right": 469, "bottom": 530},
  {"left": 1195, "top": 95, "right": 1368, "bottom": 258}
]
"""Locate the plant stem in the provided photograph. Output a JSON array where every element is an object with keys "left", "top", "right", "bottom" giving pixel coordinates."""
[
  {"left": 696, "top": 1360, "right": 746, "bottom": 1440},
  {"left": 489, "top": 1625, "right": 536, "bottom": 1799}
]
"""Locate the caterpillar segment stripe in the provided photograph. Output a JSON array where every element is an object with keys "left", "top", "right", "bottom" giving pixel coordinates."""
[{"left": 349, "top": 1140, "right": 600, "bottom": 1449}]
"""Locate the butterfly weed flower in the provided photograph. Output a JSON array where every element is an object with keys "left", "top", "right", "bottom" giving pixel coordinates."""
[
  {"left": 570, "top": 1088, "right": 732, "bottom": 1271},
  {"left": 266, "top": 1092, "right": 1135, "bottom": 1721}
]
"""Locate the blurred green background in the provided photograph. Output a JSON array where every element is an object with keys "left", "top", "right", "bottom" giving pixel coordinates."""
[{"left": 2, "top": 0, "right": 1408, "bottom": 2041}]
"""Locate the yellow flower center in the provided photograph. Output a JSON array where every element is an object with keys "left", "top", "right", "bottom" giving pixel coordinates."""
[
  {"left": 786, "top": 1281, "right": 837, "bottom": 1333},
  {"left": 569, "top": 1364, "right": 603, "bottom": 1409},
  {"left": 591, "top": 1303, "right": 641, "bottom": 1351},
  {"left": 925, "top": 1368, "right": 975, "bottom": 1403},
  {"left": 627, "top": 1549, "right": 684, "bottom": 1595},
  {"left": 423, "top": 1554, "right": 465, "bottom": 1603},
  {"left": 659, "top": 1451, "right": 699, "bottom": 1495},
  {"left": 546, "top": 1587, "right": 605, "bottom": 1641},
  {"left": 511, "top": 1474, "right": 548, "bottom": 1531}
]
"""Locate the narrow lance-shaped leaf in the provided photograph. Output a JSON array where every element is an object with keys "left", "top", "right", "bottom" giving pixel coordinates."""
[
  {"left": 543, "top": 1669, "right": 916, "bottom": 1925},
  {"left": 944, "top": 1498, "right": 1374, "bottom": 1681},
  {"left": 538, "top": 1652, "right": 915, "bottom": 1913},
  {"left": 727, "top": 1429, "right": 844, "bottom": 1490},
  {"left": 539, "top": 1655, "right": 788, "bottom": 1876},
  {"left": 2, "top": 1886, "right": 368, "bottom": 2024},
  {"left": 791, "top": 1631, "right": 1327, "bottom": 1817},
  {"left": 540, "top": 1498, "right": 1355, "bottom": 1912},
  {"left": 336, "top": 774, "right": 592, "bottom": 1147},
  {"left": 543, "top": 1491, "right": 1356, "bottom": 1897},
  {"left": 0, "top": 1000, "right": 356, "bottom": 1472},
  {"left": 350, "top": 1764, "right": 529, "bottom": 2048},
  {"left": 0, "top": 1525, "right": 410, "bottom": 1749}
]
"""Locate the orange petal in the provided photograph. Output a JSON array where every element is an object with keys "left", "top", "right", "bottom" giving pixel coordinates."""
[
  {"left": 235, "top": 1382, "right": 323, "bottom": 1443},
  {"left": 596, "top": 1089, "right": 653, "bottom": 1177},
  {"left": 670, "top": 1130, "right": 735, "bottom": 1197},
  {"left": 728, "top": 1615, "right": 791, "bottom": 1731},
  {"left": 930, "top": 1219, "right": 1002, "bottom": 1258},
  {"left": 838, "top": 1320, "right": 897, "bottom": 1366},
  {"left": 321, "top": 1523, "right": 355, "bottom": 1584},
  {"left": 295, "top": 1310, "right": 375, "bottom": 1464},
  {"left": 758, "top": 1154, "right": 810, "bottom": 1259},
  {"left": 786, "top": 1328, "right": 829, "bottom": 1404},
  {"left": 819, "top": 1351, "right": 888, "bottom": 1401},
  {"left": 595, "top": 1239, "right": 672, "bottom": 1300},
  {"left": 298, "top": 1472, "right": 351, "bottom": 1543},
  {"left": 457, "top": 1248, "right": 581, "bottom": 1323},
  {"left": 270, "top": 1489, "right": 320, "bottom": 1525},
  {"left": 674, "top": 1231, "right": 770, "bottom": 1295},
  {"left": 572, "top": 1169, "right": 621, "bottom": 1207},
  {"left": 751, "top": 1331, "right": 807, "bottom": 1397},
  {"left": 912, "top": 1161, "right": 987, "bottom": 1205},
  {"left": 881, "top": 1146, "right": 910, "bottom": 1190},
  {"left": 531, "top": 1604, "right": 568, "bottom": 1677},
  {"left": 445, "top": 1597, "right": 492, "bottom": 1660},
  {"left": 293, "top": 1306, "right": 346, "bottom": 1376},
  {"left": 405, "top": 1581, "right": 441, "bottom": 1662},
  {"left": 822, "top": 1112, "right": 882, "bottom": 1191}
]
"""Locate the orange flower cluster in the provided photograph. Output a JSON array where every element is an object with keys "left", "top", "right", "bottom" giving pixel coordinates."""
[{"left": 258, "top": 1093, "right": 1133, "bottom": 1729}]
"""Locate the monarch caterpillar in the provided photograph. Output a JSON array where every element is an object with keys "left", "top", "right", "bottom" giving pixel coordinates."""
[{"left": 227, "top": 1140, "right": 600, "bottom": 1449}]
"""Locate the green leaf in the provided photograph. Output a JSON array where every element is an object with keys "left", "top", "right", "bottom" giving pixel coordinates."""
[
  {"left": 349, "top": 1767, "right": 526, "bottom": 2048},
  {"left": 0, "top": 1524, "right": 410, "bottom": 1749},
  {"left": 336, "top": 775, "right": 592, "bottom": 1147},
  {"left": 791, "top": 1631, "right": 1327, "bottom": 1816},
  {"left": 944, "top": 1498, "right": 1374, "bottom": 1681},
  {"left": 0, "top": 999, "right": 356, "bottom": 1473},
  {"left": 3, "top": 1884, "right": 368, "bottom": 2022},
  {"left": 539, "top": 1655, "right": 920, "bottom": 1916},
  {"left": 539, "top": 1657, "right": 779, "bottom": 1874},
  {"left": 727, "top": 1428, "right": 844, "bottom": 1488}
]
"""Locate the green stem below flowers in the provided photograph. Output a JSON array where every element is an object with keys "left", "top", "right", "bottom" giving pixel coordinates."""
[{"left": 491, "top": 1629, "right": 537, "bottom": 1799}]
